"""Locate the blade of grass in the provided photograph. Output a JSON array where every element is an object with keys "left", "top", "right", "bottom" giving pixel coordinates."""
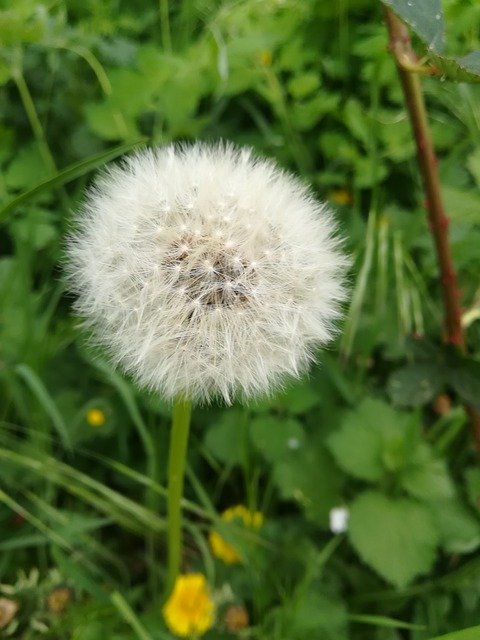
[
  {"left": 341, "top": 209, "right": 377, "bottom": 356},
  {"left": 15, "top": 363, "right": 71, "bottom": 449},
  {"left": 111, "top": 591, "right": 153, "bottom": 640},
  {"left": 349, "top": 614, "right": 425, "bottom": 630},
  {"left": 0, "top": 446, "right": 165, "bottom": 534},
  {"left": 428, "top": 627, "right": 480, "bottom": 640},
  {"left": 0, "top": 138, "right": 146, "bottom": 221}
]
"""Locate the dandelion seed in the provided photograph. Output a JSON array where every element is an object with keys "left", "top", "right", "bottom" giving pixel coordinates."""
[
  {"left": 66, "top": 143, "right": 347, "bottom": 404},
  {"left": 209, "top": 505, "right": 263, "bottom": 564},
  {"left": 162, "top": 574, "right": 215, "bottom": 637}
]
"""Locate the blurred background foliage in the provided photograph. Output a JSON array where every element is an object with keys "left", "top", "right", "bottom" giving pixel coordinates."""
[{"left": 1, "top": 0, "right": 480, "bottom": 638}]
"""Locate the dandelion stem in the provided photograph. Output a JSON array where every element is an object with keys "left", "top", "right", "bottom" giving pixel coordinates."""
[{"left": 165, "top": 397, "right": 192, "bottom": 598}]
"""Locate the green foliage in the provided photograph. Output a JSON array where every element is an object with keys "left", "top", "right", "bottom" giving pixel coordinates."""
[
  {"left": 349, "top": 490, "right": 439, "bottom": 588},
  {"left": 1, "top": 0, "right": 480, "bottom": 638},
  {"left": 382, "top": 0, "right": 445, "bottom": 52}
]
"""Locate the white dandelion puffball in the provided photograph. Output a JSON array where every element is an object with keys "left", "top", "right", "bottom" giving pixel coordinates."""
[{"left": 67, "top": 143, "right": 347, "bottom": 403}]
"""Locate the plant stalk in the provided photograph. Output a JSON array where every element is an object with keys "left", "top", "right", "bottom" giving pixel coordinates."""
[
  {"left": 165, "top": 397, "right": 192, "bottom": 598},
  {"left": 384, "top": 8, "right": 480, "bottom": 451}
]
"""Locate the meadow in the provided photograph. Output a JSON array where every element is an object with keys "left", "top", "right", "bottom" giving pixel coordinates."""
[{"left": 1, "top": 0, "right": 480, "bottom": 638}]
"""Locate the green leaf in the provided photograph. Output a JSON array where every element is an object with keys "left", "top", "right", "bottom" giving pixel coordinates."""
[
  {"left": 449, "top": 358, "right": 480, "bottom": 408},
  {"left": 250, "top": 416, "right": 305, "bottom": 462},
  {"left": 343, "top": 99, "right": 370, "bottom": 145},
  {"left": 442, "top": 186, "right": 480, "bottom": 224},
  {"left": 10, "top": 208, "right": 57, "bottom": 250},
  {"left": 0, "top": 139, "right": 146, "bottom": 222},
  {"left": 381, "top": 0, "right": 444, "bottom": 53},
  {"left": 287, "top": 72, "right": 320, "bottom": 98},
  {"left": 465, "top": 467, "right": 480, "bottom": 513},
  {"left": 388, "top": 363, "right": 446, "bottom": 408},
  {"left": 428, "top": 625, "right": 480, "bottom": 640},
  {"left": 273, "top": 442, "right": 341, "bottom": 526},
  {"left": 275, "top": 380, "right": 320, "bottom": 414},
  {"left": 430, "top": 499, "right": 480, "bottom": 554},
  {"left": 289, "top": 592, "right": 348, "bottom": 639},
  {"left": 400, "top": 444, "right": 454, "bottom": 501},
  {"left": 348, "top": 491, "right": 439, "bottom": 588},
  {"left": 4, "top": 143, "right": 51, "bottom": 190},
  {"left": 429, "top": 51, "right": 480, "bottom": 84},
  {"left": 327, "top": 398, "right": 412, "bottom": 481},
  {"left": 204, "top": 409, "right": 244, "bottom": 466},
  {"left": 251, "top": 379, "right": 320, "bottom": 414}
]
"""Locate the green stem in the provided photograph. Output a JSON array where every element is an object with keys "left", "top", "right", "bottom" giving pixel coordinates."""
[
  {"left": 159, "top": 0, "right": 172, "bottom": 52},
  {"left": 165, "top": 397, "right": 192, "bottom": 598},
  {"left": 12, "top": 68, "right": 57, "bottom": 176}
]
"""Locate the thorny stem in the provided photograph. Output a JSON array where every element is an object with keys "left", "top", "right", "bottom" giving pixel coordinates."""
[
  {"left": 384, "top": 8, "right": 480, "bottom": 452},
  {"left": 164, "top": 397, "right": 192, "bottom": 599}
]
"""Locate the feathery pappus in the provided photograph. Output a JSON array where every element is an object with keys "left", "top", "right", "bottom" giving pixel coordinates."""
[{"left": 66, "top": 143, "right": 347, "bottom": 403}]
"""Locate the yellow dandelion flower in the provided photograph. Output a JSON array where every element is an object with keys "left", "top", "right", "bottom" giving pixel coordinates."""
[
  {"left": 328, "top": 188, "right": 353, "bottom": 206},
  {"left": 162, "top": 573, "right": 215, "bottom": 638},
  {"left": 209, "top": 505, "right": 263, "bottom": 564},
  {"left": 86, "top": 408, "right": 106, "bottom": 427}
]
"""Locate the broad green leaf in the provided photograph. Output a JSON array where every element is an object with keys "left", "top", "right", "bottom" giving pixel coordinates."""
[
  {"left": 204, "top": 409, "right": 245, "bottom": 466},
  {"left": 4, "top": 143, "right": 51, "bottom": 190},
  {"left": 400, "top": 443, "right": 454, "bottom": 501},
  {"left": 289, "top": 592, "right": 348, "bottom": 639},
  {"left": 381, "top": 0, "right": 444, "bottom": 53},
  {"left": 388, "top": 363, "right": 446, "bottom": 407},
  {"left": 10, "top": 208, "right": 57, "bottom": 249},
  {"left": 348, "top": 491, "right": 439, "bottom": 588},
  {"left": 428, "top": 626, "right": 480, "bottom": 640},
  {"left": 443, "top": 186, "right": 480, "bottom": 224},
  {"left": 327, "top": 398, "right": 413, "bottom": 481},
  {"left": 343, "top": 99, "right": 370, "bottom": 145},
  {"left": 0, "top": 138, "right": 146, "bottom": 221},
  {"left": 429, "top": 51, "right": 480, "bottom": 84},
  {"left": 430, "top": 499, "right": 480, "bottom": 554},
  {"left": 287, "top": 72, "right": 320, "bottom": 98},
  {"left": 275, "top": 380, "right": 320, "bottom": 414},
  {"left": 250, "top": 416, "right": 305, "bottom": 462},
  {"left": 273, "top": 442, "right": 341, "bottom": 526},
  {"left": 449, "top": 358, "right": 480, "bottom": 408}
]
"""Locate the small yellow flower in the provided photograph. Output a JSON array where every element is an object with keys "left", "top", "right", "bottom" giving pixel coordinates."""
[
  {"left": 209, "top": 505, "right": 263, "bottom": 564},
  {"left": 86, "top": 408, "right": 106, "bottom": 427},
  {"left": 162, "top": 574, "right": 215, "bottom": 638},
  {"left": 328, "top": 188, "right": 353, "bottom": 206},
  {"left": 258, "top": 50, "right": 272, "bottom": 67}
]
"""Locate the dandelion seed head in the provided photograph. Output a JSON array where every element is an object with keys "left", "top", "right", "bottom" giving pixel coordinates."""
[{"left": 66, "top": 142, "right": 347, "bottom": 403}]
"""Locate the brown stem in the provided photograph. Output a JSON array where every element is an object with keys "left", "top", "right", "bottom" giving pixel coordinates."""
[{"left": 384, "top": 8, "right": 480, "bottom": 452}]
